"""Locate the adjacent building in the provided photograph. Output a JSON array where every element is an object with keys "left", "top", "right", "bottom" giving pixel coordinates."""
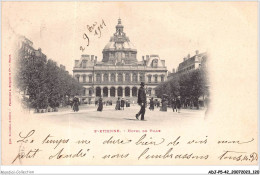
[
  {"left": 73, "top": 19, "right": 167, "bottom": 103},
  {"left": 167, "top": 51, "right": 207, "bottom": 79}
]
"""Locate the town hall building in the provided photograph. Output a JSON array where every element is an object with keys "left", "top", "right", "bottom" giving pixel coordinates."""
[{"left": 73, "top": 19, "right": 167, "bottom": 103}]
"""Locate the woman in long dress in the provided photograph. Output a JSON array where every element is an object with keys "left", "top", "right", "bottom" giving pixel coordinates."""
[
  {"left": 171, "top": 98, "right": 177, "bottom": 112},
  {"left": 176, "top": 97, "right": 181, "bottom": 113},
  {"left": 115, "top": 97, "right": 121, "bottom": 110},
  {"left": 149, "top": 97, "right": 154, "bottom": 111},
  {"left": 121, "top": 98, "right": 125, "bottom": 110},
  {"left": 73, "top": 96, "right": 79, "bottom": 112},
  {"left": 97, "top": 97, "right": 103, "bottom": 112}
]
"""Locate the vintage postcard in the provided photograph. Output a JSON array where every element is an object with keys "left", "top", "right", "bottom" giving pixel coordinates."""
[{"left": 1, "top": 1, "right": 258, "bottom": 167}]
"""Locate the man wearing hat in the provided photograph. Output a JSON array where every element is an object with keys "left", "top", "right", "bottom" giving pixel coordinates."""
[{"left": 136, "top": 82, "right": 147, "bottom": 120}]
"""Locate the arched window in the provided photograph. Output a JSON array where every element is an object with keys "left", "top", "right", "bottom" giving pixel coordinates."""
[
  {"left": 103, "top": 87, "right": 108, "bottom": 97},
  {"left": 132, "top": 87, "right": 137, "bottom": 97},
  {"left": 96, "top": 87, "right": 101, "bottom": 97},
  {"left": 125, "top": 87, "right": 130, "bottom": 97},
  {"left": 118, "top": 87, "right": 123, "bottom": 96},
  {"left": 110, "top": 87, "right": 115, "bottom": 97}
]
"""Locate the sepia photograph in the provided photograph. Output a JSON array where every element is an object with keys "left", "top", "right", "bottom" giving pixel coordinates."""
[{"left": 1, "top": 1, "right": 258, "bottom": 171}]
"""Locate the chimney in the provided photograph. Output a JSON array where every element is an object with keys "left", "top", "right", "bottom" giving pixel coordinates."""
[
  {"left": 142, "top": 56, "right": 145, "bottom": 60},
  {"left": 195, "top": 50, "right": 199, "bottom": 55},
  {"left": 95, "top": 56, "right": 97, "bottom": 64},
  {"left": 75, "top": 60, "right": 79, "bottom": 67},
  {"left": 187, "top": 54, "right": 190, "bottom": 59},
  {"left": 183, "top": 57, "right": 186, "bottom": 61},
  {"left": 146, "top": 55, "right": 149, "bottom": 60},
  {"left": 172, "top": 68, "right": 175, "bottom": 73},
  {"left": 91, "top": 55, "right": 94, "bottom": 60}
]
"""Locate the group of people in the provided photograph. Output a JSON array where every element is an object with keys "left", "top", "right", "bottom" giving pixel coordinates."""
[
  {"left": 72, "top": 81, "right": 185, "bottom": 121},
  {"left": 171, "top": 97, "right": 181, "bottom": 113},
  {"left": 95, "top": 82, "right": 147, "bottom": 120},
  {"left": 115, "top": 97, "right": 126, "bottom": 110},
  {"left": 95, "top": 81, "right": 150, "bottom": 121}
]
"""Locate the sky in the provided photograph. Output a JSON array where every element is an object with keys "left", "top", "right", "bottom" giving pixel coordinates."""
[{"left": 3, "top": 2, "right": 256, "bottom": 74}]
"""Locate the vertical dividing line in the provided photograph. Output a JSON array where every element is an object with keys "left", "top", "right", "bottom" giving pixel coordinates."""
[{"left": 68, "top": 1, "right": 78, "bottom": 165}]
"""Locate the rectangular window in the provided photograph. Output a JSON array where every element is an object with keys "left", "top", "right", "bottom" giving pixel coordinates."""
[
  {"left": 148, "top": 76, "right": 151, "bottom": 83},
  {"left": 161, "top": 76, "right": 164, "bottom": 82},
  {"left": 155, "top": 77, "right": 158, "bottom": 83}
]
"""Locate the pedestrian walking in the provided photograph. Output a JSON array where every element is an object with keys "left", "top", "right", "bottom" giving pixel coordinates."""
[
  {"left": 121, "top": 98, "right": 125, "bottom": 110},
  {"left": 135, "top": 82, "right": 146, "bottom": 121},
  {"left": 115, "top": 97, "right": 121, "bottom": 110},
  {"left": 176, "top": 96, "right": 181, "bottom": 113},
  {"left": 156, "top": 100, "right": 160, "bottom": 108},
  {"left": 72, "top": 96, "right": 79, "bottom": 112},
  {"left": 149, "top": 97, "right": 154, "bottom": 111},
  {"left": 161, "top": 96, "right": 168, "bottom": 112},
  {"left": 172, "top": 98, "right": 177, "bottom": 112},
  {"left": 97, "top": 97, "right": 103, "bottom": 111}
]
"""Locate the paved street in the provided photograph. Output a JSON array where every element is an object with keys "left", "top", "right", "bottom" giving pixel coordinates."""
[{"left": 32, "top": 104, "right": 206, "bottom": 128}]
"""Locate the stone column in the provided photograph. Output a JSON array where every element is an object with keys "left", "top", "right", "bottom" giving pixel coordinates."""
[
  {"left": 100, "top": 73, "right": 103, "bottom": 82},
  {"left": 108, "top": 73, "right": 111, "bottom": 82},
  {"left": 86, "top": 88, "right": 89, "bottom": 96},
  {"left": 116, "top": 73, "right": 118, "bottom": 82},
  {"left": 130, "top": 87, "right": 132, "bottom": 97},
  {"left": 100, "top": 87, "right": 103, "bottom": 97},
  {"left": 122, "top": 88, "right": 125, "bottom": 97},
  {"left": 129, "top": 73, "right": 132, "bottom": 82},
  {"left": 123, "top": 73, "right": 125, "bottom": 82},
  {"left": 115, "top": 87, "right": 117, "bottom": 97},
  {"left": 137, "top": 72, "right": 139, "bottom": 82},
  {"left": 152, "top": 88, "right": 155, "bottom": 96},
  {"left": 108, "top": 88, "right": 110, "bottom": 97}
]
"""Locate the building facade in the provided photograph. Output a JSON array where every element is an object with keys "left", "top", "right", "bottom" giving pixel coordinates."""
[
  {"left": 73, "top": 19, "right": 167, "bottom": 103},
  {"left": 177, "top": 50, "right": 207, "bottom": 73},
  {"left": 167, "top": 51, "right": 207, "bottom": 80}
]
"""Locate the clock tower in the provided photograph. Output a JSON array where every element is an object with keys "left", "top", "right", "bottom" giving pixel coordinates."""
[{"left": 102, "top": 18, "right": 137, "bottom": 65}]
